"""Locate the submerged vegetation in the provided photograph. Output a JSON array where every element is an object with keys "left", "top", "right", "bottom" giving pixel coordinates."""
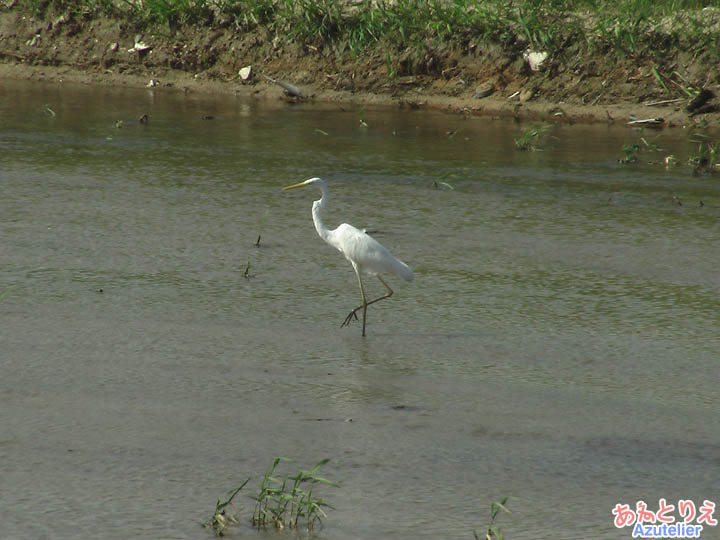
[
  {"left": 687, "top": 128, "right": 720, "bottom": 175},
  {"left": 251, "top": 457, "right": 337, "bottom": 530},
  {"left": 203, "top": 478, "right": 250, "bottom": 537},
  {"left": 205, "top": 458, "right": 513, "bottom": 538},
  {"left": 514, "top": 124, "right": 550, "bottom": 151},
  {"left": 620, "top": 126, "right": 720, "bottom": 175},
  {"left": 203, "top": 457, "right": 337, "bottom": 537},
  {"left": 475, "top": 496, "right": 511, "bottom": 540}
]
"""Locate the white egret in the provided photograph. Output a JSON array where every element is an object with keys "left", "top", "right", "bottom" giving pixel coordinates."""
[{"left": 283, "top": 178, "right": 414, "bottom": 336}]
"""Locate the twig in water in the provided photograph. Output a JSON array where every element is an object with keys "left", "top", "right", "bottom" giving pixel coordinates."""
[{"left": 255, "top": 208, "right": 269, "bottom": 248}]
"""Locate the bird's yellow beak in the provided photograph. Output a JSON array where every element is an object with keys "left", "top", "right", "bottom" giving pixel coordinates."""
[{"left": 282, "top": 181, "right": 307, "bottom": 191}]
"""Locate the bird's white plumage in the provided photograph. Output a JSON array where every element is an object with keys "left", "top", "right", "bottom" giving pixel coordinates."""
[
  {"left": 329, "top": 223, "right": 414, "bottom": 281},
  {"left": 301, "top": 177, "right": 413, "bottom": 282},
  {"left": 283, "top": 177, "right": 413, "bottom": 336}
]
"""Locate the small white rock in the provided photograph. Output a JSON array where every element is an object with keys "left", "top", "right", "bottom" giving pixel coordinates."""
[
  {"left": 523, "top": 49, "right": 549, "bottom": 72},
  {"left": 239, "top": 65, "right": 252, "bottom": 81},
  {"left": 128, "top": 37, "right": 151, "bottom": 54}
]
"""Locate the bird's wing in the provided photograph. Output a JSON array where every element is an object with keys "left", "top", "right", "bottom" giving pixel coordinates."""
[{"left": 332, "top": 224, "right": 413, "bottom": 281}]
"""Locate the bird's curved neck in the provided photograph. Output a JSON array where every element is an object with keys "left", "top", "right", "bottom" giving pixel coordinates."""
[{"left": 312, "top": 182, "right": 332, "bottom": 242}]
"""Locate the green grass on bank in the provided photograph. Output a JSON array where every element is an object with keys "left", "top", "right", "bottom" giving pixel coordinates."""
[{"left": 12, "top": 0, "right": 720, "bottom": 65}]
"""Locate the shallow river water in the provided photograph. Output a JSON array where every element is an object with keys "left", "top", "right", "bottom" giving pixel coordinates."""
[{"left": 2, "top": 80, "right": 719, "bottom": 540}]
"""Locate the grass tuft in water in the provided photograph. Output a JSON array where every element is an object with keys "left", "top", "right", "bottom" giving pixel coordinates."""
[
  {"left": 620, "top": 143, "right": 640, "bottom": 164},
  {"left": 204, "top": 457, "right": 337, "bottom": 536},
  {"left": 202, "top": 477, "right": 250, "bottom": 537},
  {"left": 514, "top": 125, "right": 549, "bottom": 151},
  {"left": 474, "top": 496, "right": 511, "bottom": 540},
  {"left": 619, "top": 128, "right": 663, "bottom": 165},
  {"left": 252, "top": 457, "right": 338, "bottom": 531},
  {"left": 687, "top": 128, "right": 720, "bottom": 175},
  {"left": 619, "top": 126, "right": 720, "bottom": 175},
  {"left": 433, "top": 173, "right": 456, "bottom": 190}
]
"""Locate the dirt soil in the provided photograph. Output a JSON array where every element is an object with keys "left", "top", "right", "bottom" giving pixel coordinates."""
[{"left": 2, "top": 4, "right": 719, "bottom": 128}]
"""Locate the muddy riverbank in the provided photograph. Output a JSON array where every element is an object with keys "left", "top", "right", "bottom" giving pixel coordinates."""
[{"left": 2, "top": 2, "right": 719, "bottom": 127}]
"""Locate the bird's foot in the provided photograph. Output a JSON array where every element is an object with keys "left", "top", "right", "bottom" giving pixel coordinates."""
[{"left": 341, "top": 309, "right": 359, "bottom": 328}]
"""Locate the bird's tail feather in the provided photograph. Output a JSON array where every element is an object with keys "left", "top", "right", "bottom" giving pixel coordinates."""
[{"left": 394, "top": 259, "right": 414, "bottom": 281}]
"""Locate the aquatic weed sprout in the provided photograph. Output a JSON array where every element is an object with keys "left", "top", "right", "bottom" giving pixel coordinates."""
[{"left": 252, "top": 457, "right": 338, "bottom": 531}]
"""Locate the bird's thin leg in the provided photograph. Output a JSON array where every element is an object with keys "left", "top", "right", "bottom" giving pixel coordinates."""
[
  {"left": 341, "top": 275, "right": 394, "bottom": 336},
  {"left": 362, "top": 301, "right": 367, "bottom": 337},
  {"left": 358, "top": 276, "right": 394, "bottom": 307},
  {"left": 374, "top": 276, "right": 394, "bottom": 302},
  {"left": 342, "top": 267, "right": 367, "bottom": 335}
]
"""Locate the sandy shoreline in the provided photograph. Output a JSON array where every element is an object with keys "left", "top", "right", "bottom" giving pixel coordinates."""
[
  {"left": 0, "top": 61, "right": 703, "bottom": 130},
  {"left": 1, "top": 4, "right": 718, "bottom": 129}
]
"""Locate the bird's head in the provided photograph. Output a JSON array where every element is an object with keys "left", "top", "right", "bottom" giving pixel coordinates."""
[{"left": 283, "top": 177, "right": 322, "bottom": 191}]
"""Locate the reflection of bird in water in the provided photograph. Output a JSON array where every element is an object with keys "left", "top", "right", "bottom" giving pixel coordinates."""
[{"left": 283, "top": 177, "right": 414, "bottom": 336}]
